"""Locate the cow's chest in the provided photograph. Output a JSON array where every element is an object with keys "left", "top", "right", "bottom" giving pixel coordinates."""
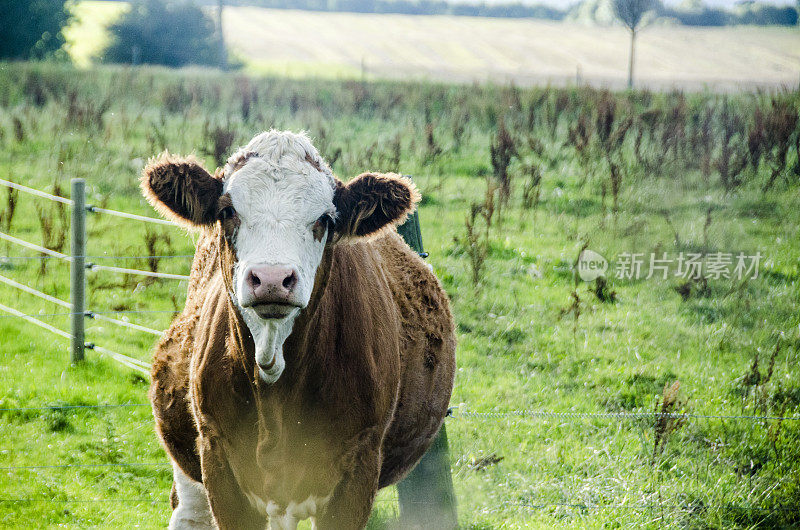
[
  {"left": 226, "top": 425, "right": 340, "bottom": 525},
  {"left": 243, "top": 490, "right": 331, "bottom": 528}
]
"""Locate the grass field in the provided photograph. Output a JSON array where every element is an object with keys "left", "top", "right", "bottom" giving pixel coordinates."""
[
  {"left": 0, "top": 62, "right": 799, "bottom": 528},
  {"left": 65, "top": 2, "right": 800, "bottom": 90},
  {"left": 223, "top": 7, "right": 800, "bottom": 90}
]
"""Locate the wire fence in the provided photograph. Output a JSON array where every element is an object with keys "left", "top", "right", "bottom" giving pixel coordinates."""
[
  {"left": 3, "top": 178, "right": 800, "bottom": 419},
  {"left": 0, "top": 413, "right": 794, "bottom": 515},
  {"left": 0, "top": 309, "right": 180, "bottom": 319},
  {"left": 0, "top": 178, "right": 187, "bottom": 376},
  {"left": 0, "top": 229, "right": 191, "bottom": 281},
  {"left": 1, "top": 253, "right": 193, "bottom": 260},
  {"left": 454, "top": 408, "right": 800, "bottom": 422}
]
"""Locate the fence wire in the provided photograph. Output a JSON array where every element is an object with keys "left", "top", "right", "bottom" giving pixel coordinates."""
[
  {"left": 0, "top": 311, "right": 72, "bottom": 319},
  {"left": 88, "top": 263, "right": 189, "bottom": 280},
  {"left": 0, "top": 235, "right": 190, "bottom": 280},
  {"left": 2, "top": 254, "right": 193, "bottom": 260},
  {"left": 90, "top": 344, "right": 150, "bottom": 374},
  {"left": 0, "top": 302, "right": 152, "bottom": 376},
  {"left": 0, "top": 275, "right": 167, "bottom": 336},
  {"left": 454, "top": 408, "right": 800, "bottom": 422},
  {"left": 0, "top": 178, "right": 174, "bottom": 227},
  {"left": 0, "top": 497, "right": 167, "bottom": 504},
  {"left": 89, "top": 312, "right": 163, "bottom": 337},
  {"left": 1, "top": 400, "right": 797, "bottom": 423},
  {"left": 0, "top": 178, "right": 72, "bottom": 205},
  {"left": 0, "top": 403, "right": 150, "bottom": 412},
  {"left": 0, "top": 462, "right": 170, "bottom": 471},
  {"left": 0, "top": 302, "right": 72, "bottom": 340},
  {"left": 0, "top": 309, "right": 179, "bottom": 319},
  {"left": 0, "top": 274, "right": 71, "bottom": 308},
  {"left": 0, "top": 231, "right": 70, "bottom": 261},
  {"left": 87, "top": 205, "right": 174, "bottom": 226}
]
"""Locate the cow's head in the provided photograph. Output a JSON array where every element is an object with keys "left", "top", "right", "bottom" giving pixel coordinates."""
[{"left": 141, "top": 130, "right": 418, "bottom": 383}]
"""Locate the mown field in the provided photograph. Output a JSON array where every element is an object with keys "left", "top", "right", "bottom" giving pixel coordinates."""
[
  {"left": 65, "top": 1, "right": 800, "bottom": 90},
  {"left": 0, "top": 62, "right": 799, "bottom": 528}
]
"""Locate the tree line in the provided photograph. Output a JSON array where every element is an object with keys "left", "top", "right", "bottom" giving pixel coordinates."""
[{"left": 215, "top": 0, "right": 797, "bottom": 26}]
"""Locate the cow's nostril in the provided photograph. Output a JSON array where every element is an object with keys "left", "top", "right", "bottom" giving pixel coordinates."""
[
  {"left": 283, "top": 271, "right": 297, "bottom": 290},
  {"left": 250, "top": 271, "right": 261, "bottom": 288}
]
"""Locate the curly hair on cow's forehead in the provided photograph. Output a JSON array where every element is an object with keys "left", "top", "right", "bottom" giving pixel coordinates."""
[
  {"left": 222, "top": 129, "right": 334, "bottom": 186},
  {"left": 224, "top": 150, "right": 259, "bottom": 177}
]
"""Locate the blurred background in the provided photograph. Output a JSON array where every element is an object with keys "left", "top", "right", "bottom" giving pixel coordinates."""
[{"left": 3, "top": 0, "right": 799, "bottom": 89}]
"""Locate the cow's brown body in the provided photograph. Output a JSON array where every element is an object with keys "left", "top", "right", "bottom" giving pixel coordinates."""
[{"left": 150, "top": 226, "right": 455, "bottom": 528}]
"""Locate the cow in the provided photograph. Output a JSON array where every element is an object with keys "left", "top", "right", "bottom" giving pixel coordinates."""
[{"left": 142, "top": 130, "right": 456, "bottom": 530}]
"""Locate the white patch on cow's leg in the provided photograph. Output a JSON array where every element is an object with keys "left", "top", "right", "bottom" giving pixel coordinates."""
[
  {"left": 257, "top": 496, "right": 328, "bottom": 530},
  {"left": 268, "top": 515, "right": 298, "bottom": 530},
  {"left": 169, "top": 462, "right": 216, "bottom": 530}
]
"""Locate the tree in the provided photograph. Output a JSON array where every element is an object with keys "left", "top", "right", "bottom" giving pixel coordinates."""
[
  {"left": 103, "top": 0, "right": 223, "bottom": 68},
  {"left": 0, "top": 0, "right": 71, "bottom": 60},
  {"left": 216, "top": 0, "right": 227, "bottom": 69},
  {"left": 612, "top": 0, "right": 656, "bottom": 89}
]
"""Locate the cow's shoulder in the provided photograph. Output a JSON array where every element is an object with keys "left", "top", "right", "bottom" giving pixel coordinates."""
[{"left": 370, "top": 230, "right": 454, "bottom": 336}]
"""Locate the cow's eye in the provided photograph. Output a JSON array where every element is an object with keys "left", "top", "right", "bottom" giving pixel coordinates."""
[
  {"left": 312, "top": 213, "right": 333, "bottom": 242},
  {"left": 219, "top": 206, "right": 236, "bottom": 221}
]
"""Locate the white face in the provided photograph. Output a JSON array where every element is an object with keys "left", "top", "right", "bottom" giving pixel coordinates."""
[{"left": 222, "top": 131, "right": 336, "bottom": 384}]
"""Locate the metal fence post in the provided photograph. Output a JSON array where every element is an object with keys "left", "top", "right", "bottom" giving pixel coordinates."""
[
  {"left": 397, "top": 425, "right": 458, "bottom": 529},
  {"left": 396, "top": 202, "right": 458, "bottom": 529},
  {"left": 70, "top": 178, "right": 86, "bottom": 363}
]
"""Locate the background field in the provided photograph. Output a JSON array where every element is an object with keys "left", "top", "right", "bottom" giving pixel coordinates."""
[
  {"left": 0, "top": 62, "right": 798, "bottom": 528},
  {"left": 65, "top": 1, "right": 800, "bottom": 90}
]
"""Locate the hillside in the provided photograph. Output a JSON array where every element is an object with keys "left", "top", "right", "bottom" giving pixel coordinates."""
[{"left": 222, "top": 7, "right": 799, "bottom": 90}]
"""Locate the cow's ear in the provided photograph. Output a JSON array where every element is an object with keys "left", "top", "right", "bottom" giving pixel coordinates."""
[
  {"left": 141, "top": 152, "right": 223, "bottom": 228},
  {"left": 333, "top": 172, "right": 420, "bottom": 237}
]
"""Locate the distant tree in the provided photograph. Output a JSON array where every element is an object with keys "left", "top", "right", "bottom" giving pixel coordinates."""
[
  {"left": 665, "top": 5, "right": 729, "bottom": 26},
  {"left": 103, "top": 0, "right": 223, "bottom": 68},
  {"left": 734, "top": 3, "right": 798, "bottom": 26},
  {"left": 612, "top": 0, "right": 657, "bottom": 89},
  {"left": 0, "top": 0, "right": 71, "bottom": 60},
  {"left": 216, "top": 0, "right": 227, "bottom": 69}
]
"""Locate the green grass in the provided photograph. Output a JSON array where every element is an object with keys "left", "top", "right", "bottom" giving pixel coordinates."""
[{"left": 0, "top": 62, "right": 799, "bottom": 528}]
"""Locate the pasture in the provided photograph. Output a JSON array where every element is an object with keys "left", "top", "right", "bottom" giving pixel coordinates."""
[
  {"left": 0, "top": 62, "right": 799, "bottom": 528},
  {"left": 65, "top": 1, "right": 800, "bottom": 90}
]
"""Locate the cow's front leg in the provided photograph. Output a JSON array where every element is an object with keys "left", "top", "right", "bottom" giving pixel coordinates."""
[
  {"left": 317, "top": 449, "right": 381, "bottom": 530},
  {"left": 199, "top": 435, "right": 266, "bottom": 530},
  {"left": 169, "top": 461, "right": 216, "bottom": 530}
]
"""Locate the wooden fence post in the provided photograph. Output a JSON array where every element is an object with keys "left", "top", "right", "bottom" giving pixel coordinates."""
[
  {"left": 70, "top": 178, "right": 86, "bottom": 363},
  {"left": 396, "top": 207, "right": 458, "bottom": 529}
]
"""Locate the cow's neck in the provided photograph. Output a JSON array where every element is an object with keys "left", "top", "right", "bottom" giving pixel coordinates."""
[{"left": 222, "top": 242, "right": 336, "bottom": 391}]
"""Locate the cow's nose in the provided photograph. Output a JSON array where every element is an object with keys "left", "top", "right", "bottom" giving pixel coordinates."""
[{"left": 245, "top": 265, "right": 298, "bottom": 304}]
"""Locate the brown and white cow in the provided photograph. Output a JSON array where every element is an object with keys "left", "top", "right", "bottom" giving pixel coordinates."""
[{"left": 142, "top": 130, "right": 456, "bottom": 529}]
